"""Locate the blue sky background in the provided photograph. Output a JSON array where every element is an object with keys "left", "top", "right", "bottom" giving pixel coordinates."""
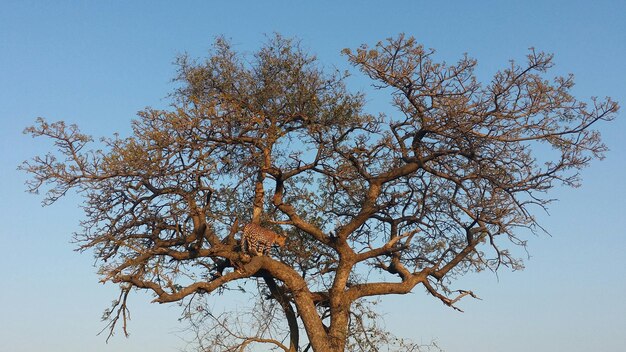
[{"left": 1, "top": 1, "right": 625, "bottom": 351}]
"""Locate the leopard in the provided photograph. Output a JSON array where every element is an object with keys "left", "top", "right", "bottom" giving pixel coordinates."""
[{"left": 240, "top": 223, "right": 287, "bottom": 256}]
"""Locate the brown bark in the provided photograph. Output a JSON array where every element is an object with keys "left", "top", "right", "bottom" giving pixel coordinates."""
[{"left": 262, "top": 273, "right": 299, "bottom": 352}]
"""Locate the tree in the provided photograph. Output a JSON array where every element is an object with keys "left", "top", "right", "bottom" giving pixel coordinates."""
[{"left": 21, "top": 34, "right": 618, "bottom": 352}]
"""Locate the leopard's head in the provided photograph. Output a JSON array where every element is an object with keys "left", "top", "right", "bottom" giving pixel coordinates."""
[{"left": 275, "top": 234, "right": 287, "bottom": 247}]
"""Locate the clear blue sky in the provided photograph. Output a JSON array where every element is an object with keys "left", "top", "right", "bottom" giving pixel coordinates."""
[{"left": 1, "top": 1, "right": 625, "bottom": 351}]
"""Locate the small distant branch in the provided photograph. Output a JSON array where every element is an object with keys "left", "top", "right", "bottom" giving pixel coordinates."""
[
  {"left": 423, "top": 280, "right": 480, "bottom": 312},
  {"left": 99, "top": 284, "right": 131, "bottom": 342}
]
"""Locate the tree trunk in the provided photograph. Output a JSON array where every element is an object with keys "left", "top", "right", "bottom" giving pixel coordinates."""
[
  {"left": 252, "top": 171, "right": 265, "bottom": 223},
  {"left": 262, "top": 273, "right": 299, "bottom": 352}
]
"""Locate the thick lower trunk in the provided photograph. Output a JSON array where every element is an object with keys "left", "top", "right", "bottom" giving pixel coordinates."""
[
  {"left": 291, "top": 293, "right": 333, "bottom": 352},
  {"left": 298, "top": 303, "right": 348, "bottom": 352},
  {"left": 327, "top": 306, "right": 349, "bottom": 352},
  {"left": 263, "top": 274, "right": 299, "bottom": 352}
]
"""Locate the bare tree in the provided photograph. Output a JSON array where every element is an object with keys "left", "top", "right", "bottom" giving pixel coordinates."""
[{"left": 21, "top": 34, "right": 618, "bottom": 352}]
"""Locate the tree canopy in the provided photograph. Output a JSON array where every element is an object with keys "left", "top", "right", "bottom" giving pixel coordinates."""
[{"left": 22, "top": 34, "right": 618, "bottom": 352}]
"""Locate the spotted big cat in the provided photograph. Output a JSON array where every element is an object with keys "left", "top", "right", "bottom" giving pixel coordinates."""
[{"left": 240, "top": 223, "right": 286, "bottom": 256}]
